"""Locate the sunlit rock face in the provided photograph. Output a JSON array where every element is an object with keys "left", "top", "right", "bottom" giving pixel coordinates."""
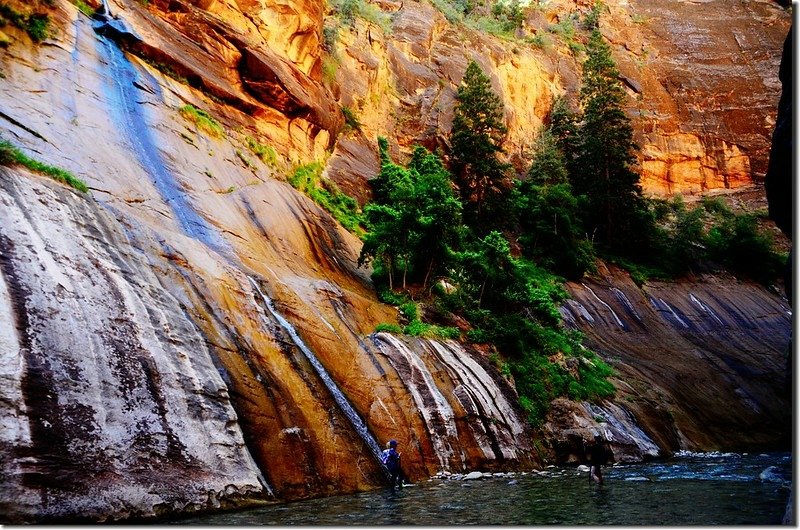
[
  {"left": 365, "top": 334, "right": 537, "bottom": 476},
  {"left": 604, "top": 0, "right": 790, "bottom": 193},
  {"left": 324, "top": 0, "right": 788, "bottom": 197}
]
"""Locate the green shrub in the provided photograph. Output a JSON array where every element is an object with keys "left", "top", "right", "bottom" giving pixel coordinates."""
[
  {"left": 72, "top": 0, "right": 95, "bottom": 16},
  {"left": 321, "top": 54, "right": 339, "bottom": 86},
  {"left": 288, "top": 162, "right": 364, "bottom": 235},
  {"left": 0, "top": 139, "right": 88, "bottom": 192},
  {"left": 375, "top": 322, "right": 403, "bottom": 334},
  {"left": 706, "top": 212, "right": 785, "bottom": 284},
  {"left": 399, "top": 301, "right": 419, "bottom": 322},
  {"left": 179, "top": 104, "right": 224, "bottom": 138},
  {"left": 26, "top": 13, "right": 49, "bottom": 41},
  {"left": 0, "top": 4, "right": 50, "bottom": 42},
  {"left": 341, "top": 106, "right": 362, "bottom": 133},
  {"left": 330, "top": 0, "right": 391, "bottom": 31},
  {"left": 245, "top": 136, "right": 279, "bottom": 167},
  {"left": 322, "top": 24, "right": 339, "bottom": 53}
]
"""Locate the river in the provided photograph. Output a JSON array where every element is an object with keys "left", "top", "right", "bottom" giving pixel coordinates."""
[{"left": 176, "top": 452, "right": 791, "bottom": 525}]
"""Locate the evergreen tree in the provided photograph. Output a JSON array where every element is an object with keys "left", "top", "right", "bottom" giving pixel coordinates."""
[
  {"left": 516, "top": 129, "right": 594, "bottom": 278},
  {"left": 548, "top": 96, "right": 581, "bottom": 179},
  {"left": 450, "top": 60, "right": 513, "bottom": 228},
  {"left": 574, "top": 27, "right": 648, "bottom": 254}
]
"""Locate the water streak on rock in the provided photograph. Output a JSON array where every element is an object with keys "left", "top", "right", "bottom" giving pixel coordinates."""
[
  {"left": 650, "top": 297, "right": 690, "bottom": 329},
  {"left": 689, "top": 293, "right": 725, "bottom": 326},
  {"left": 93, "top": 30, "right": 233, "bottom": 260},
  {"left": 427, "top": 340, "right": 525, "bottom": 460},
  {"left": 248, "top": 277, "right": 384, "bottom": 464},
  {"left": 583, "top": 285, "right": 625, "bottom": 328}
]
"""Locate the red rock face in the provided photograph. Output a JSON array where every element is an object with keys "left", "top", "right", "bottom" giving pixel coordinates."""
[
  {"left": 323, "top": 0, "right": 789, "bottom": 196},
  {"left": 606, "top": 0, "right": 790, "bottom": 194}
]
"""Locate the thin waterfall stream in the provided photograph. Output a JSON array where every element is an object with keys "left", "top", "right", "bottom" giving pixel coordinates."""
[
  {"left": 92, "top": 9, "right": 234, "bottom": 261},
  {"left": 247, "top": 277, "right": 386, "bottom": 465}
]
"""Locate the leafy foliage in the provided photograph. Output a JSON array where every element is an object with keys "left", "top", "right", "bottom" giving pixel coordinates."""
[
  {"left": 179, "top": 105, "right": 224, "bottom": 138},
  {"left": 0, "top": 139, "right": 88, "bottom": 192},
  {"left": 514, "top": 129, "right": 594, "bottom": 278},
  {"left": 0, "top": 4, "right": 50, "bottom": 41},
  {"left": 702, "top": 200, "right": 785, "bottom": 284},
  {"left": 360, "top": 140, "right": 462, "bottom": 289},
  {"left": 288, "top": 162, "right": 364, "bottom": 235},
  {"left": 341, "top": 106, "right": 362, "bottom": 133},
  {"left": 329, "top": 0, "right": 391, "bottom": 32}
]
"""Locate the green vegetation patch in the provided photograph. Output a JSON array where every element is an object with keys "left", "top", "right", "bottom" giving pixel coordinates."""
[
  {"left": 341, "top": 106, "right": 362, "bottom": 133},
  {"left": 329, "top": 0, "right": 391, "bottom": 32},
  {"left": 0, "top": 139, "right": 88, "bottom": 192},
  {"left": 288, "top": 162, "right": 364, "bottom": 236},
  {"left": 0, "top": 3, "right": 50, "bottom": 42},
  {"left": 374, "top": 291, "right": 460, "bottom": 339},
  {"left": 246, "top": 136, "right": 279, "bottom": 168},
  {"left": 179, "top": 104, "right": 224, "bottom": 138},
  {"left": 71, "top": 0, "right": 94, "bottom": 17},
  {"left": 428, "top": 0, "right": 526, "bottom": 39}
]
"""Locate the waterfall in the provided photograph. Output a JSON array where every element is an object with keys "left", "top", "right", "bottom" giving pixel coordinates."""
[
  {"left": 92, "top": 20, "right": 234, "bottom": 261},
  {"left": 248, "top": 277, "right": 385, "bottom": 464},
  {"left": 373, "top": 333, "right": 457, "bottom": 470}
]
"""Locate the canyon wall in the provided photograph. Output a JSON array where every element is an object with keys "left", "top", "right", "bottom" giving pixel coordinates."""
[{"left": 0, "top": 0, "right": 791, "bottom": 522}]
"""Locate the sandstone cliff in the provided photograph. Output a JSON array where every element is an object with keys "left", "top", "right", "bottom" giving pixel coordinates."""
[{"left": 0, "top": 0, "right": 791, "bottom": 522}]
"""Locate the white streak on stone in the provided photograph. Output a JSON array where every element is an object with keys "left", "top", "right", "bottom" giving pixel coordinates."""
[
  {"left": 583, "top": 284, "right": 624, "bottom": 328},
  {"left": 375, "top": 333, "right": 456, "bottom": 470},
  {"left": 690, "top": 294, "right": 725, "bottom": 325},
  {"left": 428, "top": 340, "right": 526, "bottom": 460}
]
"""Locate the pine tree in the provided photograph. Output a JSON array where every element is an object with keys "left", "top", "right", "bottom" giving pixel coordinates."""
[
  {"left": 516, "top": 129, "right": 594, "bottom": 278},
  {"left": 574, "top": 27, "right": 647, "bottom": 252},
  {"left": 548, "top": 96, "right": 581, "bottom": 179},
  {"left": 450, "top": 60, "right": 512, "bottom": 228}
]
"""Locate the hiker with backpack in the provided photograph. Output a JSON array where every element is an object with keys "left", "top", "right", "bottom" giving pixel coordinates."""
[{"left": 381, "top": 440, "right": 402, "bottom": 489}]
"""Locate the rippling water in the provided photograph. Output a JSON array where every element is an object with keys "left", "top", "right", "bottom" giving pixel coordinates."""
[{"left": 178, "top": 452, "right": 791, "bottom": 525}]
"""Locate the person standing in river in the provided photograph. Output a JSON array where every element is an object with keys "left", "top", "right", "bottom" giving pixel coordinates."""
[
  {"left": 586, "top": 434, "right": 611, "bottom": 485},
  {"left": 381, "top": 440, "right": 402, "bottom": 489}
]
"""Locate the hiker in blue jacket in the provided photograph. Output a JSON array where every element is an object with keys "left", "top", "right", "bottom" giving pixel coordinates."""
[{"left": 381, "top": 440, "right": 402, "bottom": 489}]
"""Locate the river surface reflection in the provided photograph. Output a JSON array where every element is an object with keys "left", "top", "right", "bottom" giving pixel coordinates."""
[{"left": 179, "top": 452, "right": 791, "bottom": 525}]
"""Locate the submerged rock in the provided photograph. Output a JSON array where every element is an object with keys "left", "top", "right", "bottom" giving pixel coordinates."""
[{"left": 759, "top": 466, "right": 786, "bottom": 484}]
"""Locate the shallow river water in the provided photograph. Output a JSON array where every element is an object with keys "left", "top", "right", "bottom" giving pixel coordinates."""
[{"left": 178, "top": 452, "right": 791, "bottom": 525}]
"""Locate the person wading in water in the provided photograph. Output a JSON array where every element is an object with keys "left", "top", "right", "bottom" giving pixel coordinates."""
[
  {"left": 381, "top": 440, "right": 402, "bottom": 489},
  {"left": 585, "top": 434, "right": 611, "bottom": 485}
]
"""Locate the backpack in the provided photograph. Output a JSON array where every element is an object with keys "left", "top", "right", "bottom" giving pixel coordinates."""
[{"left": 382, "top": 448, "right": 400, "bottom": 472}]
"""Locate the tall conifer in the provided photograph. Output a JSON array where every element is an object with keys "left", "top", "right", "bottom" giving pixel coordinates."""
[
  {"left": 450, "top": 60, "right": 512, "bottom": 228},
  {"left": 575, "top": 27, "right": 645, "bottom": 251}
]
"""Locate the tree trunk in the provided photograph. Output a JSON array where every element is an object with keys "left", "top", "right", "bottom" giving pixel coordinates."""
[{"left": 423, "top": 259, "right": 435, "bottom": 289}]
